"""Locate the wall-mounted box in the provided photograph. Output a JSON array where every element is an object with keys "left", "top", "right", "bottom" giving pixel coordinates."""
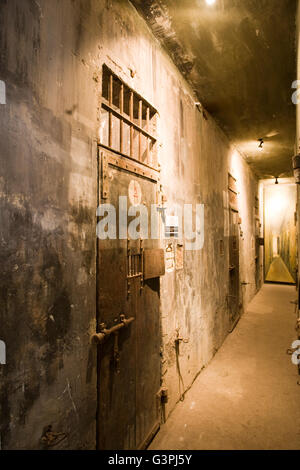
[{"left": 144, "top": 249, "right": 165, "bottom": 280}]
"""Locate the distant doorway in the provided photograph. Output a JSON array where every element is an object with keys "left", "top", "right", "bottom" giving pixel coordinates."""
[{"left": 264, "top": 184, "right": 297, "bottom": 284}]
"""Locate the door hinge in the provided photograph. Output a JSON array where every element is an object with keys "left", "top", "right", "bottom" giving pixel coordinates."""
[
  {"left": 156, "top": 387, "right": 168, "bottom": 424},
  {"left": 157, "top": 387, "right": 169, "bottom": 404}
]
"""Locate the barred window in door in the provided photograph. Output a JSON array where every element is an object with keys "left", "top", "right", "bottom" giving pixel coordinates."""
[{"left": 99, "top": 65, "right": 158, "bottom": 170}]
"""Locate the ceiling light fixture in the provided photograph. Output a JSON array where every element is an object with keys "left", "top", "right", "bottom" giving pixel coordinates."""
[
  {"left": 258, "top": 138, "right": 264, "bottom": 151},
  {"left": 205, "top": 0, "right": 216, "bottom": 5}
]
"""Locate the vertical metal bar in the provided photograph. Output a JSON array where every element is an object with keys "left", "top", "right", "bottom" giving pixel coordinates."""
[
  {"left": 146, "top": 107, "right": 150, "bottom": 132},
  {"left": 109, "top": 74, "right": 113, "bottom": 105},
  {"left": 120, "top": 84, "right": 124, "bottom": 153},
  {"left": 130, "top": 92, "right": 134, "bottom": 157},
  {"left": 140, "top": 238, "right": 144, "bottom": 292},
  {"left": 138, "top": 100, "right": 142, "bottom": 161},
  {"left": 127, "top": 239, "right": 131, "bottom": 298},
  {"left": 128, "top": 239, "right": 131, "bottom": 276},
  {"left": 139, "top": 101, "right": 142, "bottom": 126},
  {"left": 150, "top": 112, "right": 157, "bottom": 167},
  {"left": 109, "top": 74, "right": 113, "bottom": 148},
  {"left": 114, "top": 332, "right": 120, "bottom": 374},
  {"left": 146, "top": 107, "right": 150, "bottom": 165}
]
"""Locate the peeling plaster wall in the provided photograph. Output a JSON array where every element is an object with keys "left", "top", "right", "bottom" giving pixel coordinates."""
[
  {"left": 0, "top": 0, "right": 98, "bottom": 450},
  {"left": 0, "top": 0, "right": 259, "bottom": 449}
]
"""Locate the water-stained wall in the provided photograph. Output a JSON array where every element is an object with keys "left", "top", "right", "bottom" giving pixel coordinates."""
[
  {"left": 0, "top": 0, "right": 259, "bottom": 449},
  {"left": 296, "top": 1, "right": 300, "bottom": 290}
]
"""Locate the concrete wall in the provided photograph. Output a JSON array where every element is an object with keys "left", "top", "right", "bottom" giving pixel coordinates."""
[
  {"left": 296, "top": 1, "right": 300, "bottom": 289},
  {"left": 0, "top": 0, "right": 259, "bottom": 449}
]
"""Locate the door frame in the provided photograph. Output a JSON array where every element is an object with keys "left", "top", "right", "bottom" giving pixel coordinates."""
[{"left": 95, "top": 146, "right": 162, "bottom": 450}]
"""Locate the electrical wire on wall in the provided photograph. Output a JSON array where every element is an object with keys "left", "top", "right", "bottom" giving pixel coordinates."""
[{"left": 175, "top": 329, "right": 189, "bottom": 402}]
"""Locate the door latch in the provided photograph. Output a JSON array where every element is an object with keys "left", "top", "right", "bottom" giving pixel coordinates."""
[
  {"left": 92, "top": 315, "right": 135, "bottom": 344},
  {"left": 92, "top": 315, "right": 135, "bottom": 374}
]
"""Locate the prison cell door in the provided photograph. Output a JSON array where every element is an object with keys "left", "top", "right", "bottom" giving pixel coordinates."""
[
  {"left": 95, "top": 149, "right": 163, "bottom": 450},
  {"left": 228, "top": 209, "right": 240, "bottom": 328},
  {"left": 255, "top": 218, "right": 261, "bottom": 290}
]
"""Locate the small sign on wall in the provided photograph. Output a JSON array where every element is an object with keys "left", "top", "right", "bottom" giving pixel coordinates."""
[{"left": 165, "top": 215, "right": 179, "bottom": 238}]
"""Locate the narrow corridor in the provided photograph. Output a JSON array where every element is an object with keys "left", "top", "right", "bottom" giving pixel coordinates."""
[
  {"left": 1, "top": 0, "right": 300, "bottom": 451},
  {"left": 150, "top": 285, "right": 300, "bottom": 450}
]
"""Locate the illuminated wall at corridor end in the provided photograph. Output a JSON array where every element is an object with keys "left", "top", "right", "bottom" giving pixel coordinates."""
[{"left": 264, "top": 184, "right": 297, "bottom": 284}]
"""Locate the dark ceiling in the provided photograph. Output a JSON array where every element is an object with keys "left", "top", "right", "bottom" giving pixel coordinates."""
[{"left": 131, "top": 0, "right": 297, "bottom": 178}]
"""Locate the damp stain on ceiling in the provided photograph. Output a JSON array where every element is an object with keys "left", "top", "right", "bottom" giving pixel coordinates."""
[{"left": 131, "top": 0, "right": 297, "bottom": 178}]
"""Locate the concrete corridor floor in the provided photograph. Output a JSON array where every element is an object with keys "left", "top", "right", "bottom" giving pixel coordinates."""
[
  {"left": 266, "top": 256, "right": 295, "bottom": 284},
  {"left": 150, "top": 284, "right": 300, "bottom": 450}
]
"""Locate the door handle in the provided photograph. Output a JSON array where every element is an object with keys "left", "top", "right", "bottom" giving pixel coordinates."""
[{"left": 92, "top": 315, "right": 135, "bottom": 344}]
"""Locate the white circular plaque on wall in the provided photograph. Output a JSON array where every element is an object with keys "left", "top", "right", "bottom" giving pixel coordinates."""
[{"left": 128, "top": 180, "right": 142, "bottom": 206}]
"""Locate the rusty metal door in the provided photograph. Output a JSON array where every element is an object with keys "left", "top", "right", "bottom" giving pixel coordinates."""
[
  {"left": 228, "top": 209, "right": 240, "bottom": 328},
  {"left": 95, "top": 149, "right": 162, "bottom": 450},
  {"left": 255, "top": 218, "right": 261, "bottom": 290}
]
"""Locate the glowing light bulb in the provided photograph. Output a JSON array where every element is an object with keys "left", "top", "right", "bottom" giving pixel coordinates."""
[{"left": 206, "top": 0, "right": 216, "bottom": 5}]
